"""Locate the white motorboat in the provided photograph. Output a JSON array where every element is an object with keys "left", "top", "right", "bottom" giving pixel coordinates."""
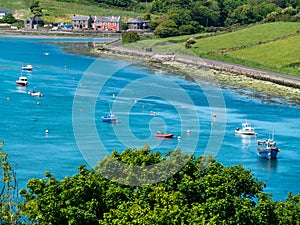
[
  {"left": 235, "top": 120, "right": 257, "bottom": 136},
  {"left": 28, "top": 90, "right": 43, "bottom": 97},
  {"left": 22, "top": 64, "right": 33, "bottom": 70},
  {"left": 16, "top": 76, "right": 28, "bottom": 86},
  {"left": 101, "top": 112, "right": 118, "bottom": 123}
]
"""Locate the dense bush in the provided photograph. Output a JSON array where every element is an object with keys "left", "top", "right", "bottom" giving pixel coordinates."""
[
  {"left": 17, "top": 146, "right": 300, "bottom": 224},
  {"left": 0, "top": 14, "right": 16, "bottom": 24},
  {"left": 122, "top": 31, "right": 140, "bottom": 44},
  {"left": 154, "top": 19, "right": 179, "bottom": 38}
]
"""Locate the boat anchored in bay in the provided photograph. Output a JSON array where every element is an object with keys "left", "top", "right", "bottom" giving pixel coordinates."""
[
  {"left": 235, "top": 120, "right": 257, "bottom": 136},
  {"left": 28, "top": 90, "right": 43, "bottom": 97},
  {"left": 256, "top": 135, "right": 280, "bottom": 159},
  {"left": 101, "top": 112, "right": 118, "bottom": 123},
  {"left": 155, "top": 131, "right": 174, "bottom": 138},
  {"left": 21, "top": 64, "right": 33, "bottom": 71},
  {"left": 16, "top": 76, "right": 28, "bottom": 86}
]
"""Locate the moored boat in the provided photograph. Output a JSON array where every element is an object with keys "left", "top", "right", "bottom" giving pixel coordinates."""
[
  {"left": 155, "top": 132, "right": 174, "bottom": 138},
  {"left": 235, "top": 120, "right": 257, "bottom": 136},
  {"left": 101, "top": 112, "right": 118, "bottom": 123},
  {"left": 257, "top": 138, "right": 280, "bottom": 159},
  {"left": 28, "top": 90, "right": 43, "bottom": 97},
  {"left": 16, "top": 76, "right": 28, "bottom": 86},
  {"left": 22, "top": 64, "right": 33, "bottom": 71}
]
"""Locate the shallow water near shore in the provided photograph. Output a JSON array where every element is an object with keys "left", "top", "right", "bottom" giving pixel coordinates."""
[{"left": 0, "top": 37, "right": 299, "bottom": 201}]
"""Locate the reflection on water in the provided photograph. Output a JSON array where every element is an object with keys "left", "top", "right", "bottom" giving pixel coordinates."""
[{"left": 257, "top": 157, "right": 279, "bottom": 171}]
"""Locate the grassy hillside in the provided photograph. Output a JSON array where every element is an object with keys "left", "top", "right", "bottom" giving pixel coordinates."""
[
  {"left": 191, "top": 22, "right": 300, "bottom": 53},
  {"left": 125, "top": 22, "right": 300, "bottom": 76},
  {"left": 0, "top": 0, "right": 140, "bottom": 22},
  {"left": 229, "top": 35, "right": 300, "bottom": 68}
]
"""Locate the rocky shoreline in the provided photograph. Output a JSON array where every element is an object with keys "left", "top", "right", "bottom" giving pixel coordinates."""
[{"left": 90, "top": 45, "right": 300, "bottom": 105}]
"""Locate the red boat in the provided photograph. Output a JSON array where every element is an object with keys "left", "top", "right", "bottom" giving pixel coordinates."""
[{"left": 155, "top": 133, "right": 174, "bottom": 138}]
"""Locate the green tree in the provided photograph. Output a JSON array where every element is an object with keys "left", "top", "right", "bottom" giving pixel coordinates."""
[
  {"left": 19, "top": 146, "right": 300, "bottom": 224},
  {"left": 154, "top": 19, "right": 178, "bottom": 37},
  {"left": 168, "top": 9, "right": 192, "bottom": 27},
  {"left": 29, "top": 0, "right": 43, "bottom": 17},
  {"left": 0, "top": 143, "right": 20, "bottom": 224},
  {"left": 121, "top": 31, "right": 140, "bottom": 44},
  {"left": 0, "top": 14, "right": 17, "bottom": 24},
  {"left": 20, "top": 166, "right": 113, "bottom": 225},
  {"left": 191, "top": 1, "right": 221, "bottom": 27},
  {"left": 275, "top": 193, "right": 300, "bottom": 224}
]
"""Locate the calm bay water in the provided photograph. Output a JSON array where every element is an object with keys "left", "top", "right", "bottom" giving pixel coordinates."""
[{"left": 0, "top": 37, "right": 299, "bottom": 201}]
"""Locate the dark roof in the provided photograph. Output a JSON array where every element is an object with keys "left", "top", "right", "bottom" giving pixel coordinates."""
[
  {"left": 0, "top": 9, "right": 12, "bottom": 14},
  {"left": 94, "top": 16, "right": 121, "bottom": 23},
  {"left": 72, "top": 15, "right": 91, "bottom": 21},
  {"left": 127, "top": 18, "right": 148, "bottom": 24}
]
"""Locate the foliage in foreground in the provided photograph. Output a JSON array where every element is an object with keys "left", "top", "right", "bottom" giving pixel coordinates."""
[
  {"left": 16, "top": 145, "right": 300, "bottom": 224},
  {"left": 0, "top": 143, "right": 20, "bottom": 224}
]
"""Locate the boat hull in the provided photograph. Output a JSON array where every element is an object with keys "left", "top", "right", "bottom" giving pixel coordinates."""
[
  {"left": 101, "top": 112, "right": 118, "bottom": 123},
  {"left": 155, "top": 133, "right": 174, "bottom": 138},
  {"left": 22, "top": 65, "right": 33, "bottom": 70},
  {"left": 16, "top": 81, "right": 28, "bottom": 86},
  {"left": 257, "top": 149, "right": 279, "bottom": 159},
  {"left": 235, "top": 130, "right": 257, "bottom": 135},
  {"left": 29, "top": 91, "right": 43, "bottom": 97},
  {"left": 101, "top": 117, "right": 117, "bottom": 123}
]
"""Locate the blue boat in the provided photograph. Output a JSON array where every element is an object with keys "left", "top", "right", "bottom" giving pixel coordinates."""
[
  {"left": 101, "top": 112, "right": 118, "bottom": 123},
  {"left": 256, "top": 138, "right": 280, "bottom": 159}
]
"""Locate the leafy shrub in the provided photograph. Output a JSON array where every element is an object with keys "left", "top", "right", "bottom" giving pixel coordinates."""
[
  {"left": 154, "top": 19, "right": 179, "bottom": 38},
  {"left": 185, "top": 37, "right": 197, "bottom": 48},
  {"left": 122, "top": 31, "right": 140, "bottom": 44}
]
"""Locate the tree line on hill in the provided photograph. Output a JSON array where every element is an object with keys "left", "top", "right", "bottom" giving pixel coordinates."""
[
  {"left": 149, "top": 0, "right": 300, "bottom": 37},
  {"left": 1, "top": 144, "right": 300, "bottom": 224},
  {"left": 2, "top": 0, "right": 299, "bottom": 38},
  {"left": 49, "top": 0, "right": 300, "bottom": 37}
]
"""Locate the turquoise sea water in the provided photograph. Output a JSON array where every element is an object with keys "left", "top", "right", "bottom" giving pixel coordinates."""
[{"left": 0, "top": 37, "right": 299, "bottom": 201}]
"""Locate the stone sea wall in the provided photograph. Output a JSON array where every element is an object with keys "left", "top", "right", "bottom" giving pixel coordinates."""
[
  {"left": 94, "top": 45, "right": 300, "bottom": 104},
  {"left": 104, "top": 45, "right": 300, "bottom": 89}
]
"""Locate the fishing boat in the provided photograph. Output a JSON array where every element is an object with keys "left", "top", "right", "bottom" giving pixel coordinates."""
[
  {"left": 155, "top": 132, "right": 174, "bottom": 138},
  {"left": 16, "top": 76, "right": 28, "bottom": 86},
  {"left": 101, "top": 112, "right": 118, "bottom": 123},
  {"left": 235, "top": 120, "right": 257, "bottom": 136},
  {"left": 21, "top": 64, "right": 33, "bottom": 71},
  {"left": 256, "top": 138, "right": 280, "bottom": 159}
]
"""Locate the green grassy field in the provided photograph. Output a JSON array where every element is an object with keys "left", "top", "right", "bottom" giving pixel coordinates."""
[
  {"left": 0, "top": 0, "right": 27, "bottom": 10},
  {"left": 125, "top": 22, "right": 300, "bottom": 76},
  {"left": 229, "top": 35, "right": 300, "bottom": 67},
  {"left": 191, "top": 22, "right": 300, "bottom": 53}
]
